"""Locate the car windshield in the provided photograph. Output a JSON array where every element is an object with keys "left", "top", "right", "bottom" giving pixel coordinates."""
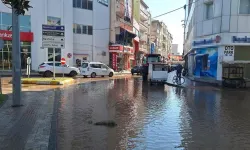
[{"left": 82, "top": 63, "right": 88, "bottom": 68}]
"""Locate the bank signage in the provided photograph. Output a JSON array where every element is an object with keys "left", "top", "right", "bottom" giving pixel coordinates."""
[
  {"left": 193, "top": 35, "right": 221, "bottom": 46},
  {"left": 0, "top": 30, "right": 33, "bottom": 42},
  {"left": 232, "top": 36, "right": 250, "bottom": 43}
]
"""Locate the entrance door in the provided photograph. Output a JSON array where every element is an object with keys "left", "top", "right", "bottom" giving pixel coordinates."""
[{"left": 194, "top": 55, "right": 202, "bottom": 77}]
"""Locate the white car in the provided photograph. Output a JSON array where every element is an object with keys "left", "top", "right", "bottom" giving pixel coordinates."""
[
  {"left": 38, "top": 62, "right": 80, "bottom": 77},
  {"left": 80, "top": 62, "right": 114, "bottom": 78}
]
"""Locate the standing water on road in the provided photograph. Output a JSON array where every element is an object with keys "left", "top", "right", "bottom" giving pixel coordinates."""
[{"left": 52, "top": 78, "right": 250, "bottom": 149}]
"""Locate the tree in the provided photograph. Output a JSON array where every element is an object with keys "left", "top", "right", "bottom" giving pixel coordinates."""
[{"left": 2, "top": 0, "right": 32, "bottom": 15}]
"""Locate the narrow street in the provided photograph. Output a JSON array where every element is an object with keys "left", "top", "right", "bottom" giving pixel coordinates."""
[{"left": 1, "top": 77, "right": 250, "bottom": 149}]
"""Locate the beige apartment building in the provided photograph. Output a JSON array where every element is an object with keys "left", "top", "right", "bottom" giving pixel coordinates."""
[{"left": 150, "top": 20, "right": 173, "bottom": 59}]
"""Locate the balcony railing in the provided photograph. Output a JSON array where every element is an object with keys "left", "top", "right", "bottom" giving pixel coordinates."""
[
  {"left": 140, "top": 11, "right": 148, "bottom": 21},
  {"left": 140, "top": 22, "right": 148, "bottom": 32}
]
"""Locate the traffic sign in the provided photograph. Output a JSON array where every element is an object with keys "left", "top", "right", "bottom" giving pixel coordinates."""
[
  {"left": 61, "top": 58, "right": 66, "bottom": 65},
  {"left": 42, "top": 24, "right": 65, "bottom": 48},
  {"left": 42, "top": 31, "right": 64, "bottom": 36},
  {"left": 67, "top": 53, "right": 72, "bottom": 58},
  {"left": 42, "top": 36, "right": 65, "bottom": 43},
  {"left": 42, "top": 25, "right": 65, "bottom": 31}
]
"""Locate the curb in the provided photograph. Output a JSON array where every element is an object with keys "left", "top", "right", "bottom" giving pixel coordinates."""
[{"left": 20, "top": 79, "right": 75, "bottom": 85}]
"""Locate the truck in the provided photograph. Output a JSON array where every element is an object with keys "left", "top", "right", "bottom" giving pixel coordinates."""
[{"left": 141, "top": 54, "right": 162, "bottom": 81}]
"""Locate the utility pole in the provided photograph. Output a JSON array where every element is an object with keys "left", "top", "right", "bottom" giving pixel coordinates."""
[{"left": 12, "top": 8, "right": 22, "bottom": 107}]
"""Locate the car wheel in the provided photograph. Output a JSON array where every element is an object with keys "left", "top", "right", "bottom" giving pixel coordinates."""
[
  {"left": 83, "top": 75, "right": 88, "bottom": 78},
  {"left": 44, "top": 71, "right": 52, "bottom": 77},
  {"left": 91, "top": 72, "right": 96, "bottom": 78},
  {"left": 69, "top": 71, "right": 77, "bottom": 77},
  {"left": 109, "top": 72, "right": 114, "bottom": 77}
]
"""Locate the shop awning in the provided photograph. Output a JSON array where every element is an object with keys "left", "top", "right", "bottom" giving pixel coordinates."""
[{"left": 222, "top": 61, "right": 250, "bottom": 64}]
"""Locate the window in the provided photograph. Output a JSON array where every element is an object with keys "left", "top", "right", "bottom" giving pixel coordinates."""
[
  {"left": 48, "top": 48, "right": 61, "bottom": 62},
  {"left": 73, "top": 24, "right": 93, "bottom": 35},
  {"left": 101, "top": 64, "right": 109, "bottom": 69},
  {"left": 82, "top": 25, "right": 87, "bottom": 34},
  {"left": 76, "top": 24, "right": 82, "bottom": 34},
  {"left": 1, "top": 12, "right": 31, "bottom": 32},
  {"left": 88, "top": 26, "right": 93, "bottom": 35},
  {"left": 73, "top": 0, "right": 93, "bottom": 10},
  {"left": 205, "top": 3, "right": 213, "bottom": 20},
  {"left": 90, "top": 64, "right": 102, "bottom": 68},
  {"left": 239, "top": 0, "right": 250, "bottom": 14},
  {"left": 82, "top": 63, "right": 89, "bottom": 68}
]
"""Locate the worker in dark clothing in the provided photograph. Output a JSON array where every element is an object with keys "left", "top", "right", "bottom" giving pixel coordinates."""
[{"left": 176, "top": 64, "right": 183, "bottom": 79}]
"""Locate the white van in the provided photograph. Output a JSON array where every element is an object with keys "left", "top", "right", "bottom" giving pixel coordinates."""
[{"left": 80, "top": 62, "right": 114, "bottom": 78}]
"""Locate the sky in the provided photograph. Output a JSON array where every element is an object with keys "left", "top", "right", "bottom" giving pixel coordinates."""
[{"left": 144, "top": 0, "right": 186, "bottom": 54}]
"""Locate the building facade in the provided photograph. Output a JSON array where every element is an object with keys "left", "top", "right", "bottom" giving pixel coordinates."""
[
  {"left": 184, "top": 0, "right": 250, "bottom": 82},
  {"left": 109, "top": 0, "right": 136, "bottom": 71},
  {"left": 150, "top": 20, "right": 173, "bottom": 59},
  {"left": 137, "top": 0, "right": 150, "bottom": 64},
  {"left": 0, "top": 0, "right": 110, "bottom": 71}
]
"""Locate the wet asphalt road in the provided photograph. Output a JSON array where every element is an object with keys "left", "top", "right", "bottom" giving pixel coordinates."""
[{"left": 49, "top": 78, "right": 250, "bottom": 150}]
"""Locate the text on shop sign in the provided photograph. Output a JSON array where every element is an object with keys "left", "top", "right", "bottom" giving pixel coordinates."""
[
  {"left": 193, "top": 35, "right": 221, "bottom": 46},
  {"left": 232, "top": 36, "right": 250, "bottom": 43}
]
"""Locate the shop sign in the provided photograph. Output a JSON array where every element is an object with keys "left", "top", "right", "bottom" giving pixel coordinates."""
[
  {"left": 232, "top": 36, "right": 250, "bottom": 43},
  {"left": 109, "top": 46, "right": 122, "bottom": 52},
  {"left": 224, "top": 46, "right": 234, "bottom": 57},
  {"left": 0, "top": 30, "right": 34, "bottom": 42},
  {"left": 112, "top": 53, "right": 117, "bottom": 70},
  {"left": 193, "top": 35, "right": 221, "bottom": 46}
]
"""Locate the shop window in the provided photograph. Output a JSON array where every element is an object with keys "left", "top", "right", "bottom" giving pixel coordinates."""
[
  {"left": 48, "top": 48, "right": 61, "bottom": 62},
  {"left": 202, "top": 55, "right": 209, "bottom": 71},
  {"left": 239, "top": 0, "right": 250, "bottom": 14},
  {"left": 0, "top": 41, "right": 31, "bottom": 70}
]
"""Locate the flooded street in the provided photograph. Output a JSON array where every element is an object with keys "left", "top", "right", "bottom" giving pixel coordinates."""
[
  {"left": 50, "top": 79, "right": 250, "bottom": 150},
  {"left": 51, "top": 78, "right": 250, "bottom": 150}
]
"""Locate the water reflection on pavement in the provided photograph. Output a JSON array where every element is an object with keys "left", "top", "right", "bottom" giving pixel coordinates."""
[{"left": 53, "top": 78, "right": 250, "bottom": 150}]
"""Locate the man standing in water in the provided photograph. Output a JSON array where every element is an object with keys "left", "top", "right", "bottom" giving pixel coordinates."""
[{"left": 176, "top": 64, "right": 183, "bottom": 80}]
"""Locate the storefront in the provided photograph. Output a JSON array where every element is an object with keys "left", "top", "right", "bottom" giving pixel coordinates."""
[
  {"left": 187, "top": 35, "right": 221, "bottom": 80},
  {"left": 109, "top": 45, "right": 134, "bottom": 71},
  {"left": 0, "top": 30, "right": 33, "bottom": 70}
]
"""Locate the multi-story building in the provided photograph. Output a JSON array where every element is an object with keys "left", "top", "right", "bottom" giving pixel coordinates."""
[
  {"left": 137, "top": 0, "right": 150, "bottom": 64},
  {"left": 172, "top": 44, "right": 179, "bottom": 55},
  {"left": 0, "top": 0, "right": 110, "bottom": 71},
  {"left": 184, "top": 0, "right": 250, "bottom": 82},
  {"left": 109, "top": 0, "right": 136, "bottom": 70},
  {"left": 150, "top": 20, "right": 172, "bottom": 59}
]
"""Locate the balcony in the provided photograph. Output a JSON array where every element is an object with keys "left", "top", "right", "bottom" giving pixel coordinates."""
[
  {"left": 140, "top": 11, "right": 148, "bottom": 21},
  {"left": 140, "top": 22, "right": 148, "bottom": 32},
  {"left": 140, "top": 34, "right": 147, "bottom": 42},
  {"left": 115, "top": 18, "right": 133, "bottom": 32}
]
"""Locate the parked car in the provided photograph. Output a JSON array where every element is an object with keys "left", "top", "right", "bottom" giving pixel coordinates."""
[
  {"left": 131, "top": 66, "right": 142, "bottom": 75},
  {"left": 38, "top": 62, "right": 80, "bottom": 77},
  {"left": 80, "top": 62, "right": 114, "bottom": 78}
]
